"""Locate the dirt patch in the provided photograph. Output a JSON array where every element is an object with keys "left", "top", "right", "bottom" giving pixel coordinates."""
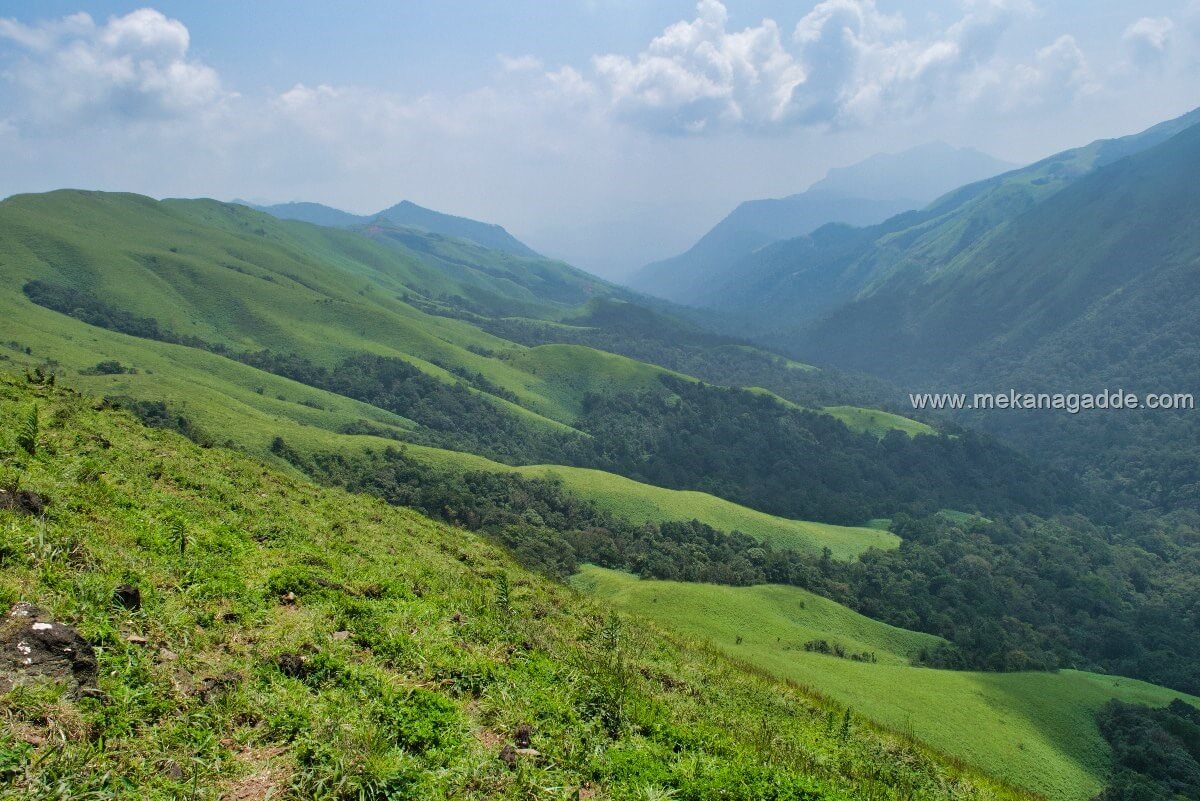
[
  {"left": 0, "top": 489, "right": 48, "bottom": 516},
  {"left": 0, "top": 603, "right": 96, "bottom": 696},
  {"left": 224, "top": 745, "right": 289, "bottom": 801}
]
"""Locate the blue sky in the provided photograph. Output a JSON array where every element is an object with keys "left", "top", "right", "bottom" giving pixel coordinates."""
[{"left": 1, "top": 1, "right": 1197, "bottom": 275}]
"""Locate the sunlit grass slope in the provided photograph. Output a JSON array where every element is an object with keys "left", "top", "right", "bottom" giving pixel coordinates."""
[
  {"left": 391, "top": 445, "right": 895, "bottom": 558},
  {"left": 0, "top": 374, "right": 1028, "bottom": 800},
  {"left": 821, "top": 406, "right": 935, "bottom": 437},
  {"left": 573, "top": 566, "right": 1200, "bottom": 801},
  {"left": 0, "top": 190, "right": 635, "bottom": 428},
  {"left": 522, "top": 466, "right": 898, "bottom": 558},
  {"left": 0, "top": 190, "right": 920, "bottom": 442},
  {"left": 0, "top": 326, "right": 891, "bottom": 561}
]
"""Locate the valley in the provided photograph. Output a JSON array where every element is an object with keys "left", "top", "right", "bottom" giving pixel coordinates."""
[
  {"left": 1, "top": 33, "right": 1199, "bottom": 796},
  {"left": 574, "top": 566, "right": 1197, "bottom": 801}
]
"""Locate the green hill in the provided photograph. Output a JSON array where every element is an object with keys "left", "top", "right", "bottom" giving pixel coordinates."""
[
  {"left": 251, "top": 197, "right": 541, "bottom": 257},
  {"left": 0, "top": 373, "right": 1027, "bottom": 800},
  {"left": 0, "top": 189, "right": 1066, "bottom": 530},
  {"left": 515, "top": 465, "right": 899, "bottom": 560},
  {"left": 574, "top": 566, "right": 1199, "bottom": 801}
]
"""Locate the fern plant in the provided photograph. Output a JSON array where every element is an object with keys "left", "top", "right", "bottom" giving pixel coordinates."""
[{"left": 16, "top": 405, "right": 39, "bottom": 456}]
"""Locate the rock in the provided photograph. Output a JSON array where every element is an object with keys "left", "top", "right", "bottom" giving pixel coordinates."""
[
  {"left": 515, "top": 748, "right": 540, "bottom": 758},
  {"left": 331, "top": 630, "right": 351, "bottom": 641},
  {"left": 113, "top": 584, "right": 141, "bottom": 610},
  {"left": 0, "top": 604, "right": 97, "bottom": 696},
  {"left": 126, "top": 634, "right": 149, "bottom": 646},
  {"left": 157, "top": 647, "right": 178, "bottom": 662},
  {"left": 8, "top": 602, "right": 43, "bottom": 620},
  {"left": 0, "top": 489, "right": 48, "bottom": 516}
]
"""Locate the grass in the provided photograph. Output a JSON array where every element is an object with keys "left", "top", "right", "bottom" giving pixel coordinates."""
[
  {"left": 0, "top": 316, "right": 890, "bottom": 563},
  {"left": 821, "top": 406, "right": 935, "bottom": 438},
  {"left": 521, "top": 465, "right": 898, "bottom": 559},
  {"left": 573, "top": 566, "right": 1200, "bottom": 801},
  {"left": 0, "top": 373, "right": 1029, "bottom": 800},
  {"left": 390, "top": 445, "right": 896, "bottom": 559},
  {"left": 743, "top": 391, "right": 932, "bottom": 438},
  {"left": 498, "top": 344, "right": 687, "bottom": 421}
]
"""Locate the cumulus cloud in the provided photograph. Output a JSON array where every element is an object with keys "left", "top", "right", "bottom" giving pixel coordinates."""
[
  {"left": 575, "top": 0, "right": 1105, "bottom": 133},
  {"left": 1122, "top": 17, "right": 1174, "bottom": 67},
  {"left": 591, "top": 0, "right": 804, "bottom": 133},
  {"left": 0, "top": 8, "right": 227, "bottom": 131}
]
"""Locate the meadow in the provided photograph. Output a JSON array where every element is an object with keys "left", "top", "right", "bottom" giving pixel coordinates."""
[
  {"left": 573, "top": 566, "right": 1200, "bottom": 801},
  {"left": 0, "top": 372, "right": 1026, "bottom": 800}
]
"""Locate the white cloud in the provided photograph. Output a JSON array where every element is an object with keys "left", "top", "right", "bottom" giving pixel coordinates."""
[
  {"left": 0, "top": 8, "right": 227, "bottom": 132},
  {"left": 976, "top": 34, "right": 1095, "bottom": 111},
  {"left": 498, "top": 53, "right": 543, "bottom": 73},
  {"left": 573, "top": 0, "right": 1107, "bottom": 133},
  {"left": 589, "top": 0, "right": 804, "bottom": 133},
  {"left": 1122, "top": 17, "right": 1175, "bottom": 67}
]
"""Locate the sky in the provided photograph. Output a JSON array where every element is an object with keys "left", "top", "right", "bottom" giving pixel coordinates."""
[{"left": 0, "top": 1, "right": 1197, "bottom": 277}]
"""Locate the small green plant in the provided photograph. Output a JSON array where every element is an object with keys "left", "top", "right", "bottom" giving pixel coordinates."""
[
  {"left": 495, "top": 572, "right": 511, "bottom": 615},
  {"left": 585, "top": 614, "right": 638, "bottom": 737},
  {"left": 16, "top": 405, "right": 39, "bottom": 456},
  {"left": 167, "top": 514, "right": 189, "bottom": 556}
]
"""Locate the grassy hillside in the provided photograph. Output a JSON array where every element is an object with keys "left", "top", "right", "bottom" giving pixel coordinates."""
[
  {"left": 4, "top": 188, "right": 1054, "bottom": 531},
  {"left": 821, "top": 406, "right": 933, "bottom": 438},
  {"left": 0, "top": 319, "right": 895, "bottom": 564},
  {"left": 0, "top": 190, "right": 614, "bottom": 423},
  {"left": 520, "top": 465, "right": 898, "bottom": 559},
  {"left": 368, "top": 445, "right": 897, "bottom": 560},
  {"left": 574, "top": 566, "right": 1199, "bottom": 801},
  {"left": 0, "top": 373, "right": 1027, "bottom": 800}
]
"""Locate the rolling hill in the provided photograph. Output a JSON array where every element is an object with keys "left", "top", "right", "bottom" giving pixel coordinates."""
[
  {"left": 3, "top": 187, "right": 1180, "bottom": 798},
  {"left": 653, "top": 106, "right": 1200, "bottom": 512},
  {"left": 0, "top": 372, "right": 1027, "bottom": 800},
  {"left": 574, "top": 566, "right": 1199, "bottom": 801},
  {"left": 0, "top": 189, "right": 1071, "bottom": 529}
]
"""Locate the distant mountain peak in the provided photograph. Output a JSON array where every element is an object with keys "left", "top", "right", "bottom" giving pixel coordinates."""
[
  {"left": 246, "top": 198, "right": 539, "bottom": 258},
  {"left": 807, "top": 143, "right": 1016, "bottom": 202},
  {"left": 628, "top": 142, "right": 1014, "bottom": 303}
]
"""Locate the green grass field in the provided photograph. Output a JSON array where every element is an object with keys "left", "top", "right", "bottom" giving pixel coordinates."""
[
  {"left": 388, "top": 444, "right": 895, "bottom": 559},
  {"left": 573, "top": 566, "right": 1200, "bottom": 801},
  {"left": 0, "top": 313, "right": 894, "bottom": 564},
  {"left": 521, "top": 465, "right": 898, "bottom": 559},
  {"left": 0, "top": 373, "right": 1030, "bottom": 800}
]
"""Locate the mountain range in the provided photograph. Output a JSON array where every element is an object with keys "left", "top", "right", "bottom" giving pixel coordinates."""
[
  {"left": 656, "top": 106, "right": 1200, "bottom": 511},
  {"left": 245, "top": 197, "right": 540, "bottom": 258},
  {"left": 629, "top": 143, "right": 1014, "bottom": 304},
  {"left": 5, "top": 109, "right": 1200, "bottom": 800}
]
